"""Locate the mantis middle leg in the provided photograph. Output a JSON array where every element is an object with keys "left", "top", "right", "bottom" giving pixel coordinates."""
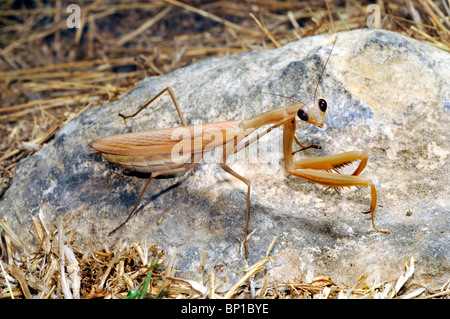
[{"left": 220, "top": 137, "right": 252, "bottom": 258}]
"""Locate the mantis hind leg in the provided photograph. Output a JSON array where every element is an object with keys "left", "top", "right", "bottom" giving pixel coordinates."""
[
  {"left": 109, "top": 173, "right": 155, "bottom": 236},
  {"left": 119, "top": 87, "right": 187, "bottom": 126},
  {"left": 109, "top": 155, "right": 200, "bottom": 236}
]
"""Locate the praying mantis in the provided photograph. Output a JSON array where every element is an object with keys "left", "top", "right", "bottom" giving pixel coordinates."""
[{"left": 89, "top": 39, "right": 389, "bottom": 257}]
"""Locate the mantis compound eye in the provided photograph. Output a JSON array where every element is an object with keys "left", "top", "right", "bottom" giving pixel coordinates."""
[
  {"left": 297, "top": 109, "right": 309, "bottom": 121},
  {"left": 318, "top": 99, "right": 327, "bottom": 112}
]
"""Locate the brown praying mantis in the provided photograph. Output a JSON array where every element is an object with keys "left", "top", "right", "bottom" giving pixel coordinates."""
[{"left": 89, "top": 39, "right": 389, "bottom": 257}]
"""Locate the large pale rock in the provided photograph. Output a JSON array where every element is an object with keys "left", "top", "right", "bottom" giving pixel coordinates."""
[{"left": 1, "top": 29, "right": 448, "bottom": 289}]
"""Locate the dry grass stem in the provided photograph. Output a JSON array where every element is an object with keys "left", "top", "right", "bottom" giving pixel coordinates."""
[{"left": 0, "top": 216, "right": 447, "bottom": 299}]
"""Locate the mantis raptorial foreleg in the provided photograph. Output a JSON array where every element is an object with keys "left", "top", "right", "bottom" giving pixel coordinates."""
[
  {"left": 283, "top": 119, "right": 389, "bottom": 235},
  {"left": 293, "top": 151, "right": 368, "bottom": 176}
]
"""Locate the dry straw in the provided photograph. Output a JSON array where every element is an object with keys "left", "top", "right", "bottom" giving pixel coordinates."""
[
  {"left": 1, "top": 215, "right": 449, "bottom": 299},
  {"left": 1, "top": 0, "right": 449, "bottom": 299}
]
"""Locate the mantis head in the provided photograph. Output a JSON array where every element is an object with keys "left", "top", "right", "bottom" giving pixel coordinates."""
[
  {"left": 296, "top": 98, "right": 327, "bottom": 128},
  {"left": 252, "top": 38, "right": 335, "bottom": 130}
]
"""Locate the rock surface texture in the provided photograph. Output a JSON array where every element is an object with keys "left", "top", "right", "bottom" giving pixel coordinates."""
[{"left": 1, "top": 29, "right": 449, "bottom": 289}]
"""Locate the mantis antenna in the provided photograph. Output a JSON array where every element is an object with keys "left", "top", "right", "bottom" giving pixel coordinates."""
[
  {"left": 252, "top": 91, "right": 309, "bottom": 108},
  {"left": 255, "top": 36, "right": 337, "bottom": 107},
  {"left": 313, "top": 37, "right": 337, "bottom": 104}
]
